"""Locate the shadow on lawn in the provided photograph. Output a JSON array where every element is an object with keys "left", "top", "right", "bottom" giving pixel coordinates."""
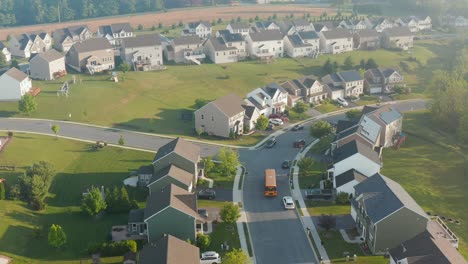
[{"left": 0, "top": 110, "right": 18, "bottom": 117}]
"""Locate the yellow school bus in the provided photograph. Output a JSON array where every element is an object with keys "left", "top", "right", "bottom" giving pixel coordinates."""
[{"left": 264, "top": 169, "right": 277, "bottom": 197}]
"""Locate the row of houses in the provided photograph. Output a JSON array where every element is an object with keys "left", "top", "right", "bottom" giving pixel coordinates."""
[
  {"left": 324, "top": 106, "right": 465, "bottom": 263},
  {"left": 125, "top": 137, "right": 206, "bottom": 263}
]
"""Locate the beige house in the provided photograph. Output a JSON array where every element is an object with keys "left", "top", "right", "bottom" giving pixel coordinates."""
[
  {"left": 353, "top": 29, "right": 380, "bottom": 50},
  {"left": 281, "top": 76, "right": 329, "bottom": 104},
  {"left": 194, "top": 94, "right": 245, "bottom": 138},
  {"left": 98, "top": 23, "right": 133, "bottom": 46},
  {"left": 226, "top": 22, "right": 250, "bottom": 36},
  {"left": 66, "top": 38, "right": 114, "bottom": 74},
  {"left": 364, "top": 68, "right": 404, "bottom": 94},
  {"left": 322, "top": 70, "right": 364, "bottom": 99},
  {"left": 382, "top": 27, "right": 413, "bottom": 50},
  {"left": 242, "top": 104, "right": 261, "bottom": 131},
  {"left": 319, "top": 28, "right": 353, "bottom": 54},
  {"left": 52, "top": 25, "right": 92, "bottom": 52},
  {"left": 29, "top": 49, "right": 66, "bottom": 80},
  {"left": 165, "top": 35, "right": 204, "bottom": 64},
  {"left": 183, "top": 21, "right": 212, "bottom": 38},
  {"left": 245, "top": 30, "right": 284, "bottom": 59},
  {"left": 217, "top": 30, "right": 247, "bottom": 59},
  {"left": 203, "top": 37, "right": 238, "bottom": 64},
  {"left": 120, "top": 34, "right": 163, "bottom": 71},
  {"left": 9, "top": 32, "right": 52, "bottom": 58}
]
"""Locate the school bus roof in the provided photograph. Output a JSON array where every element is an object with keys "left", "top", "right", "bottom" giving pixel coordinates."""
[{"left": 265, "top": 169, "right": 276, "bottom": 186}]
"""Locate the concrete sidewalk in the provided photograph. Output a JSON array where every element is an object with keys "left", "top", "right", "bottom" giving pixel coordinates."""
[
  {"left": 291, "top": 139, "right": 331, "bottom": 264},
  {"left": 233, "top": 165, "right": 256, "bottom": 263}
]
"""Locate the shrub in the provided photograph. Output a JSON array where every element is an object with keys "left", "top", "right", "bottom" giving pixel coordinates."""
[
  {"left": 87, "top": 240, "right": 137, "bottom": 256},
  {"left": 137, "top": 24, "right": 143, "bottom": 30},
  {"left": 7, "top": 131, "right": 13, "bottom": 137},
  {"left": 196, "top": 233, "right": 211, "bottom": 251},
  {"left": 336, "top": 192, "right": 350, "bottom": 205}
]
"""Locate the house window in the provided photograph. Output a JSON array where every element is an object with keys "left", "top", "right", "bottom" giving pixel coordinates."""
[
  {"left": 211, "top": 117, "right": 214, "bottom": 121},
  {"left": 201, "top": 114, "right": 204, "bottom": 119}
]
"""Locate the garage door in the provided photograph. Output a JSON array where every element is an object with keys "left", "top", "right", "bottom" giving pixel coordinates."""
[{"left": 370, "top": 87, "right": 382, "bottom": 94}]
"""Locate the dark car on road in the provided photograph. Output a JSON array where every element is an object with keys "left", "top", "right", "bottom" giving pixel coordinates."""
[
  {"left": 197, "top": 189, "right": 216, "bottom": 200},
  {"left": 292, "top": 124, "right": 304, "bottom": 131},
  {"left": 282, "top": 160, "right": 291, "bottom": 169},
  {"left": 293, "top": 139, "right": 306, "bottom": 148},
  {"left": 265, "top": 136, "right": 277, "bottom": 148}
]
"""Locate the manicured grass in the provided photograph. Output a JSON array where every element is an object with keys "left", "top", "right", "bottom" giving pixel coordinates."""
[
  {"left": 315, "top": 101, "right": 341, "bottom": 113},
  {"left": 298, "top": 161, "right": 327, "bottom": 189},
  {"left": 307, "top": 134, "right": 334, "bottom": 155},
  {"left": 355, "top": 95, "right": 379, "bottom": 106},
  {"left": 305, "top": 201, "right": 350, "bottom": 216},
  {"left": 207, "top": 223, "right": 241, "bottom": 258},
  {"left": 0, "top": 133, "right": 153, "bottom": 263},
  {"left": 319, "top": 230, "right": 387, "bottom": 264},
  {"left": 381, "top": 111, "right": 468, "bottom": 259},
  {"left": 0, "top": 41, "right": 447, "bottom": 141},
  {"left": 198, "top": 199, "right": 227, "bottom": 209},
  {"left": 207, "top": 170, "right": 235, "bottom": 190}
]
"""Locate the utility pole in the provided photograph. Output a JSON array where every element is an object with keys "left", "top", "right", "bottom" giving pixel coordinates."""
[{"left": 58, "top": 0, "right": 61, "bottom": 23}]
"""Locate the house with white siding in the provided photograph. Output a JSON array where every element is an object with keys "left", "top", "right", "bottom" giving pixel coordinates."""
[
  {"left": 98, "top": 23, "right": 133, "bottom": 46},
  {"left": 353, "top": 29, "right": 380, "bottom": 50},
  {"left": 120, "top": 34, "right": 163, "bottom": 71},
  {"left": 280, "top": 76, "right": 329, "bottom": 104},
  {"left": 66, "top": 38, "right": 114, "bottom": 74},
  {"left": 203, "top": 37, "right": 238, "bottom": 64},
  {"left": 283, "top": 31, "right": 320, "bottom": 58},
  {"left": 245, "top": 29, "right": 284, "bottom": 59},
  {"left": 321, "top": 70, "right": 364, "bottom": 99},
  {"left": 318, "top": 28, "right": 353, "bottom": 54},
  {"left": 0, "top": 42, "right": 11, "bottom": 62},
  {"left": 0, "top": 67, "right": 32, "bottom": 101},
  {"left": 227, "top": 22, "right": 250, "bottom": 36},
  {"left": 164, "top": 36, "right": 205, "bottom": 64},
  {"left": 29, "top": 49, "right": 66, "bottom": 80},
  {"left": 183, "top": 21, "right": 212, "bottom": 39},
  {"left": 370, "top": 18, "right": 394, "bottom": 32},
  {"left": 246, "top": 83, "right": 289, "bottom": 116},
  {"left": 52, "top": 25, "right": 92, "bottom": 52},
  {"left": 8, "top": 32, "right": 52, "bottom": 58},
  {"left": 364, "top": 68, "right": 404, "bottom": 94},
  {"left": 381, "top": 27, "right": 413, "bottom": 50},
  {"left": 252, "top": 21, "right": 280, "bottom": 32},
  {"left": 278, "top": 19, "right": 315, "bottom": 35}
]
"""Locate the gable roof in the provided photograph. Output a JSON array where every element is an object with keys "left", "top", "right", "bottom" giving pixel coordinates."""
[
  {"left": 363, "top": 105, "right": 402, "bottom": 125},
  {"left": 354, "top": 174, "right": 428, "bottom": 224},
  {"left": 144, "top": 184, "right": 199, "bottom": 221},
  {"left": 321, "top": 28, "right": 353, "bottom": 39},
  {"left": 229, "top": 22, "right": 250, "bottom": 30},
  {"left": 335, "top": 169, "right": 367, "bottom": 188},
  {"left": 138, "top": 234, "right": 200, "bottom": 264},
  {"left": 242, "top": 104, "right": 258, "bottom": 120},
  {"left": 31, "top": 49, "right": 64, "bottom": 63},
  {"left": 218, "top": 31, "right": 243, "bottom": 42},
  {"left": 2, "top": 67, "right": 28, "bottom": 82},
  {"left": 149, "top": 164, "right": 193, "bottom": 187},
  {"left": 173, "top": 35, "right": 203, "bottom": 46},
  {"left": 210, "top": 93, "right": 245, "bottom": 117},
  {"left": 153, "top": 137, "right": 200, "bottom": 163},
  {"left": 122, "top": 34, "right": 162, "bottom": 48},
  {"left": 100, "top": 23, "right": 132, "bottom": 35},
  {"left": 71, "top": 38, "right": 112, "bottom": 53},
  {"left": 249, "top": 29, "right": 283, "bottom": 41},
  {"left": 332, "top": 139, "right": 380, "bottom": 165},
  {"left": 0, "top": 42, "right": 6, "bottom": 49},
  {"left": 53, "top": 25, "right": 89, "bottom": 43},
  {"left": 128, "top": 208, "right": 145, "bottom": 223},
  {"left": 262, "top": 83, "right": 287, "bottom": 98},
  {"left": 355, "top": 29, "right": 380, "bottom": 38},
  {"left": 287, "top": 34, "right": 312, "bottom": 48},
  {"left": 337, "top": 70, "right": 363, "bottom": 82},
  {"left": 298, "top": 31, "right": 319, "bottom": 40},
  {"left": 384, "top": 27, "right": 413, "bottom": 37},
  {"left": 189, "top": 21, "right": 211, "bottom": 29},
  {"left": 336, "top": 120, "right": 359, "bottom": 134},
  {"left": 206, "top": 37, "right": 237, "bottom": 51}
]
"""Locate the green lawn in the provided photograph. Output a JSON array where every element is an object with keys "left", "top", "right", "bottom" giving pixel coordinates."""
[
  {"left": 198, "top": 199, "right": 227, "bottom": 209},
  {"left": 0, "top": 133, "right": 153, "bottom": 263},
  {"left": 298, "top": 161, "right": 327, "bottom": 189},
  {"left": 315, "top": 101, "right": 341, "bottom": 113},
  {"left": 0, "top": 41, "right": 449, "bottom": 142},
  {"left": 305, "top": 201, "right": 350, "bottom": 216},
  {"left": 207, "top": 223, "right": 241, "bottom": 258},
  {"left": 381, "top": 111, "right": 468, "bottom": 259},
  {"left": 307, "top": 134, "right": 334, "bottom": 155}
]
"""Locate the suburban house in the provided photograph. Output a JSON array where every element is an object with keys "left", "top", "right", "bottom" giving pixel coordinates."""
[
  {"left": 329, "top": 139, "right": 381, "bottom": 193},
  {"left": 252, "top": 21, "right": 280, "bottom": 32},
  {"left": 280, "top": 75, "right": 329, "bottom": 104},
  {"left": 152, "top": 137, "right": 202, "bottom": 179},
  {"left": 321, "top": 70, "right": 364, "bottom": 99},
  {"left": 216, "top": 30, "right": 247, "bottom": 59},
  {"left": 138, "top": 234, "right": 200, "bottom": 264},
  {"left": 364, "top": 68, "right": 404, "bottom": 94},
  {"left": 8, "top": 32, "right": 52, "bottom": 58},
  {"left": 66, "top": 38, "right": 115, "bottom": 74},
  {"left": 395, "top": 16, "right": 432, "bottom": 32},
  {"left": 29, "top": 49, "right": 66, "bottom": 80},
  {"left": 361, "top": 105, "right": 403, "bottom": 148},
  {"left": 194, "top": 93, "right": 245, "bottom": 138},
  {"left": 227, "top": 22, "right": 250, "bottom": 36},
  {"left": 313, "top": 21, "right": 336, "bottom": 32},
  {"left": 318, "top": 28, "right": 353, "bottom": 54},
  {"left": 52, "top": 25, "right": 92, "bottom": 52},
  {"left": 147, "top": 164, "right": 195, "bottom": 195},
  {"left": 283, "top": 31, "right": 320, "bottom": 58},
  {"left": 353, "top": 29, "right": 380, "bottom": 50},
  {"left": 277, "top": 19, "right": 315, "bottom": 35},
  {"left": 370, "top": 18, "right": 394, "bottom": 32},
  {"left": 203, "top": 36, "right": 239, "bottom": 64},
  {"left": 242, "top": 104, "right": 261, "bottom": 131},
  {"left": 332, "top": 115, "right": 382, "bottom": 152},
  {"left": 388, "top": 220, "right": 465, "bottom": 264},
  {"left": 352, "top": 174, "right": 429, "bottom": 254},
  {"left": 183, "top": 21, "right": 212, "bottom": 38},
  {"left": 381, "top": 27, "right": 413, "bottom": 50},
  {"left": 338, "top": 19, "right": 370, "bottom": 32},
  {"left": 246, "top": 83, "right": 289, "bottom": 116},
  {"left": 98, "top": 23, "right": 133, "bottom": 45},
  {"left": 443, "top": 15, "right": 468, "bottom": 27},
  {"left": 245, "top": 29, "right": 284, "bottom": 59},
  {"left": 334, "top": 169, "right": 367, "bottom": 195},
  {"left": 0, "top": 42, "right": 11, "bottom": 62},
  {"left": 120, "top": 34, "right": 163, "bottom": 71},
  {"left": 0, "top": 67, "right": 32, "bottom": 101},
  {"left": 165, "top": 35, "right": 205, "bottom": 64}
]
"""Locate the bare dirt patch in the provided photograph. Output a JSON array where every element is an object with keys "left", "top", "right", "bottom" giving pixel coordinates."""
[{"left": 0, "top": 5, "right": 333, "bottom": 40}]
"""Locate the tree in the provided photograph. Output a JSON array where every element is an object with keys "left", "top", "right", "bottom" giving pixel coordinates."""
[
  {"left": 196, "top": 233, "right": 211, "bottom": 251},
  {"left": 81, "top": 186, "right": 107, "bottom": 216},
  {"left": 237, "top": 16, "right": 241, "bottom": 22},
  {"left": 119, "top": 63, "right": 131, "bottom": 73},
  {"left": 332, "top": 61, "right": 339, "bottom": 72},
  {"left": 0, "top": 181, "right": 5, "bottom": 200},
  {"left": 178, "top": 20, "right": 184, "bottom": 27},
  {"left": 323, "top": 58, "right": 333, "bottom": 74},
  {"left": 310, "top": 120, "right": 333, "bottom": 139},
  {"left": 18, "top": 94, "right": 38, "bottom": 116},
  {"left": 203, "top": 157, "right": 215, "bottom": 176},
  {"left": 194, "top": 98, "right": 210, "bottom": 109},
  {"left": 343, "top": 56, "right": 354, "bottom": 70},
  {"left": 137, "top": 24, "right": 143, "bottom": 30},
  {"left": 118, "top": 135, "right": 125, "bottom": 146},
  {"left": 118, "top": 186, "right": 132, "bottom": 211},
  {"left": 457, "top": 109, "right": 468, "bottom": 145},
  {"left": 255, "top": 115, "right": 269, "bottom": 130},
  {"left": 220, "top": 203, "right": 241, "bottom": 226},
  {"left": 48, "top": 224, "right": 67, "bottom": 249},
  {"left": 254, "top": 15, "right": 259, "bottom": 21},
  {"left": 318, "top": 214, "right": 336, "bottom": 231},
  {"left": 217, "top": 18, "right": 222, "bottom": 24},
  {"left": 297, "top": 157, "right": 315, "bottom": 177},
  {"left": 359, "top": 58, "right": 366, "bottom": 69},
  {"left": 345, "top": 109, "right": 362, "bottom": 121},
  {"left": 18, "top": 161, "right": 55, "bottom": 210},
  {"left": 365, "top": 58, "right": 378, "bottom": 69},
  {"left": 158, "top": 22, "right": 163, "bottom": 28},
  {"left": 51, "top": 124, "right": 59, "bottom": 138},
  {"left": 216, "top": 148, "right": 239, "bottom": 176},
  {"left": 223, "top": 248, "right": 251, "bottom": 264},
  {"left": 292, "top": 101, "right": 308, "bottom": 113},
  {"left": 336, "top": 192, "right": 350, "bottom": 205}
]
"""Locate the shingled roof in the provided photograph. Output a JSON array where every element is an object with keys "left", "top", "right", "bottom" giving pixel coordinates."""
[
  {"left": 149, "top": 164, "right": 193, "bottom": 187},
  {"left": 321, "top": 28, "right": 353, "bottom": 39},
  {"left": 31, "top": 49, "right": 64, "bottom": 63},
  {"left": 332, "top": 139, "right": 381, "bottom": 165},
  {"left": 384, "top": 27, "right": 413, "bottom": 37},
  {"left": 71, "top": 38, "right": 112, "bottom": 53},
  {"left": 138, "top": 234, "right": 200, "bottom": 264},
  {"left": 173, "top": 35, "right": 203, "bottom": 46},
  {"left": 122, "top": 34, "right": 162, "bottom": 48},
  {"left": 152, "top": 137, "right": 200, "bottom": 163},
  {"left": 211, "top": 93, "right": 245, "bottom": 117},
  {"left": 335, "top": 169, "right": 367, "bottom": 188},
  {"left": 249, "top": 29, "right": 283, "bottom": 41},
  {"left": 2, "top": 67, "right": 28, "bottom": 82}
]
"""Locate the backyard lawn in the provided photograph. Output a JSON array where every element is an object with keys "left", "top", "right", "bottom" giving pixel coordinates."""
[
  {"left": 0, "top": 41, "right": 449, "bottom": 141},
  {"left": 381, "top": 111, "right": 468, "bottom": 259},
  {"left": 305, "top": 200, "right": 350, "bottom": 216},
  {"left": 0, "top": 133, "right": 153, "bottom": 263}
]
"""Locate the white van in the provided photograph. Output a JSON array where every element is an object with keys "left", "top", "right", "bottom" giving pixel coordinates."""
[{"left": 335, "top": 97, "right": 349, "bottom": 107}]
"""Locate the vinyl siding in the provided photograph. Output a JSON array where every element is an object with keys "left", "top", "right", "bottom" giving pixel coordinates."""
[{"left": 145, "top": 207, "right": 196, "bottom": 243}]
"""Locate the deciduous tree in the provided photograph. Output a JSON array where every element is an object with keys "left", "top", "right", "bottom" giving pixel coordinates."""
[
  {"left": 48, "top": 224, "right": 67, "bottom": 249},
  {"left": 255, "top": 115, "right": 269, "bottom": 130},
  {"left": 220, "top": 203, "right": 240, "bottom": 226},
  {"left": 18, "top": 94, "right": 38, "bottom": 116},
  {"left": 217, "top": 148, "right": 239, "bottom": 176},
  {"left": 310, "top": 120, "right": 333, "bottom": 139},
  {"left": 51, "top": 124, "right": 59, "bottom": 138},
  {"left": 81, "top": 186, "right": 107, "bottom": 216},
  {"left": 223, "top": 249, "right": 251, "bottom": 264}
]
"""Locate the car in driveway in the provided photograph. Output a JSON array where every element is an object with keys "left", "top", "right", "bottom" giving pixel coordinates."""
[
  {"left": 335, "top": 97, "right": 349, "bottom": 107},
  {"left": 265, "top": 136, "right": 277, "bottom": 148},
  {"left": 197, "top": 189, "right": 216, "bottom": 200},
  {"left": 293, "top": 139, "right": 306, "bottom": 148},
  {"left": 282, "top": 160, "right": 291, "bottom": 169},
  {"left": 292, "top": 124, "right": 304, "bottom": 131},
  {"left": 269, "top": 118, "right": 284, "bottom": 126},
  {"left": 200, "top": 251, "right": 221, "bottom": 264},
  {"left": 282, "top": 196, "right": 295, "bottom": 209}
]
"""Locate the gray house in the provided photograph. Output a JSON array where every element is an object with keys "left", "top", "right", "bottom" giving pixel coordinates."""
[
  {"left": 66, "top": 38, "right": 114, "bottom": 74},
  {"left": 29, "top": 49, "right": 66, "bottom": 80},
  {"left": 52, "top": 25, "right": 92, "bottom": 52},
  {"left": 382, "top": 27, "right": 413, "bottom": 50},
  {"left": 352, "top": 174, "right": 429, "bottom": 254},
  {"left": 165, "top": 35, "right": 204, "bottom": 64},
  {"left": 138, "top": 234, "right": 200, "bottom": 264},
  {"left": 120, "top": 34, "right": 163, "bottom": 71},
  {"left": 147, "top": 164, "right": 194, "bottom": 195},
  {"left": 9, "top": 32, "right": 52, "bottom": 58},
  {"left": 364, "top": 68, "right": 404, "bottom": 94},
  {"left": 353, "top": 29, "right": 380, "bottom": 50}
]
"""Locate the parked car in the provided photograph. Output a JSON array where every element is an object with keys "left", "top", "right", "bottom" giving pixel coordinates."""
[
  {"left": 282, "top": 160, "right": 291, "bottom": 169},
  {"left": 200, "top": 251, "right": 221, "bottom": 264},
  {"left": 269, "top": 113, "right": 282, "bottom": 119},
  {"left": 266, "top": 124, "right": 274, "bottom": 131},
  {"left": 197, "top": 189, "right": 216, "bottom": 200},
  {"left": 292, "top": 124, "right": 304, "bottom": 131},
  {"left": 282, "top": 196, "right": 295, "bottom": 209},
  {"left": 269, "top": 118, "right": 284, "bottom": 126},
  {"left": 335, "top": 97, "right": 349, "bottom": 107},
  {"left": 270, "top": 114, "right": 289, "bottom": 122},
  {"left": 265, "top": 136, "right": 277, "bottom": 148},
  {"left": 293, "top": 139, "right": 306, "bottom": 148}
]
